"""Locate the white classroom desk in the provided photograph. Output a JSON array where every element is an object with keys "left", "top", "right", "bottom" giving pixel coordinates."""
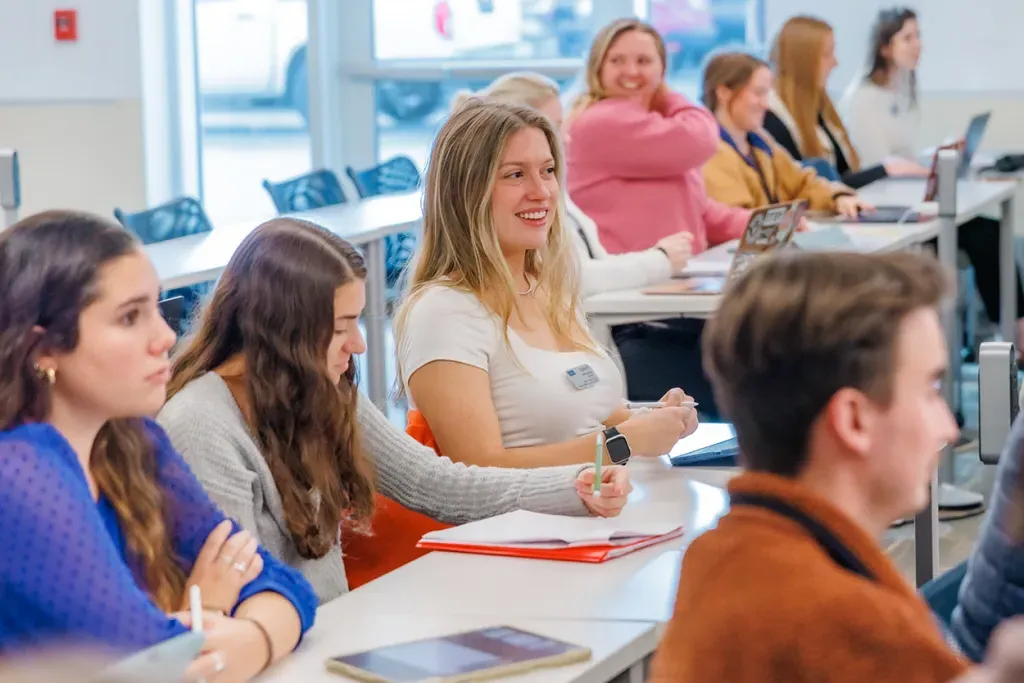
[
  {"left": 312, "top": 459, "right": 729, "bottom": 627},
  {"left": 583, "top": 219, "right": 939, "bottom": 356},
  {"left": 262, "top": 616, "right": 658, "bottom": 683},
  {"left": 276, "top": 461, "right": 732, "bottom": 683},
  {"left": 145, "top": 192, "right": 422, "bottom": 410}
]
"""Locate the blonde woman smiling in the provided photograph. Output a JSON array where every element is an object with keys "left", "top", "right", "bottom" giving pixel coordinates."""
[
  {"left": 396, "top": 100, "right": 698, "bottom": 469},
  {"left": 450, "top": 72, "right": 720, "bottom": 415}
]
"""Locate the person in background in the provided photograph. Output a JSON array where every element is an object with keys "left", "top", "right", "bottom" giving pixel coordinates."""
[
  {"left": 764, "top": 15, "right": 929, "bottom": 189},
  {"left": 650, "top": 250, "right": 968, "bottom": 681},
  {"left": 452, "top": 73, "right": 691, "bottom": 297},
  {"left": 564, "top": 18, "right": 751, "bottom": 256},
  {"left": 770, "top": 13, "right": 1024, "bottom": 352},
  {"left": 701, "top": 51, "right": 873, "bottom": 218},
  {"left": 159, "top": 218, "right": 631, "bottom": 604},
  {"left": 452, "top": 72, "right": 719, "bottom": 415},
  {"left": 841, "top": 7, "right": 922, "bottom": 167},
  {"left": 0, "top": 211, "right": 316, "bottom": 682},
  {"left": 396, "top": 100, "right": 699, "bottom": 470},
  {"left": 953, "top": 412, "right": 1024, "bottom": 660}
]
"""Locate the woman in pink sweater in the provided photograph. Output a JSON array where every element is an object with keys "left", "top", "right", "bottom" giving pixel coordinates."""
[{"left": 565, "top": 18, "right": 750, "bottom": 255}]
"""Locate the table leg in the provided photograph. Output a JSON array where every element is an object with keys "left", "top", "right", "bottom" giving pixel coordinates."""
[
  {"left": 363, "top": 238, "right": 388, "bottom": 411},
  {"left": 915, "top": 469, "right": 940, "bottom": 587},
  {"left": 628, "top": 659, "right": 646, "bottom": 683},
  {"left": 1001, "top": 196, "right": 1017, "bottom": 346},
  {"left": 916, "top": 215, "right": 959, "bottom": 585},
  {"left": 937, "top": 216, "right": 959, "bottom": 486}
]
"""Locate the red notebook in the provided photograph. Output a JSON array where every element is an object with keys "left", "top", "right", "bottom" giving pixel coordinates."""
[{"left": 416, "top": 509, "right": 684, "bottom": 564}]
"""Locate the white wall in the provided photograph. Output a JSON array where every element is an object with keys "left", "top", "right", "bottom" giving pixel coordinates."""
[
  {"left": 0, "top": 0, "right": 146, "bottom": 217},
  {"left": 764, "top": 1, "right": 1024, "bottom": 153}
]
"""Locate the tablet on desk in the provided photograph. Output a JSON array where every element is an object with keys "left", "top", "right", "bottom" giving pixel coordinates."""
[
  {"left": 325, "top": 626, "right": 591, "bottom": 683},
  {"left": 669, "top": 423, "right": 739, "bottom": 467}
]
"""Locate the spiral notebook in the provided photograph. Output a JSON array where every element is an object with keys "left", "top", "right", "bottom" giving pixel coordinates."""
[{"left": 417, "top": 508, "right": 684, "bottom": 563}]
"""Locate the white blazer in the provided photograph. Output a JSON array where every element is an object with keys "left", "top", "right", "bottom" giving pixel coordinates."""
[{"left": 564, "top": 194, "right": 672, "bottom": 298}]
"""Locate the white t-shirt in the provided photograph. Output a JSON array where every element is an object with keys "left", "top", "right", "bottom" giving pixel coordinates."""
[
  {"left": 399, "top": 285, "right": 624, "bottom": 449},
  {"left": 841, "top": 78, "right": 919, "bottom": 168}
]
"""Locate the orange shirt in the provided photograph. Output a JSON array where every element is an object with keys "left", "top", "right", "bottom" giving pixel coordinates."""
[{"left": 650, "top": 472, "right": 969, "bottom": 683}]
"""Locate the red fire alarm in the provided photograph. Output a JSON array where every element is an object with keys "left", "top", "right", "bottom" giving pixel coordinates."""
[{"left": 54, "top": 9, "right": 78, "bottom": 42}]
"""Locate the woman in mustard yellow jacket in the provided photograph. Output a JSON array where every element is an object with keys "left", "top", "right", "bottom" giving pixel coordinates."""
[{"left": 701, "top": 52, "right": 871, "bottom": 218}]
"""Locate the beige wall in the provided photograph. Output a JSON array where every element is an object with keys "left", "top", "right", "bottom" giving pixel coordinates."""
[{"left": 0, "top": 101, "right": 146, "bottom": 217}]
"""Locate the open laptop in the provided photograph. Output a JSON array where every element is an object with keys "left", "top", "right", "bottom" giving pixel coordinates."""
[
  {"left": 840, "top": 143, "right": 950, "bottom": 224},
  {"left": 845, "top": 112, "right": 991, "bottom": 224},
  {"left": 957, "top": 111, "right": 992, "bottom": 178},
  {"left": 647, "top": 201, "right": 805, "bottom": 295}
]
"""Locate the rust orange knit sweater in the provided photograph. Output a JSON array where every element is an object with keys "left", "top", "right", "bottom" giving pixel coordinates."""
[{"left": 650, "top": 472, "right": 969, "bottom": 682}]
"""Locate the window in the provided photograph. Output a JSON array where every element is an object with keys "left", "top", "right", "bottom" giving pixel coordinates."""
[
  {"left": 364, "top": 0, "right": 763, "bottom": 172},
  {"left": 193, "top": 0, "right": 312, "bottom": 226}
]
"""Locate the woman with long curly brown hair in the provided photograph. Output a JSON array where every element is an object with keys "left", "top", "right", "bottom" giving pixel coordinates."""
[
  {"left": 159, "top": 217, "right": 631, "bottom": 603},
  {"left": 0, "top": 211, "right": 316, "bottom": 681}
]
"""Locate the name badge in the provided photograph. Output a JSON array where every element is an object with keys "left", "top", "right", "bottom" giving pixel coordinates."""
[{"left": 566, "top": 363, "right": 600, "bottom": 390}]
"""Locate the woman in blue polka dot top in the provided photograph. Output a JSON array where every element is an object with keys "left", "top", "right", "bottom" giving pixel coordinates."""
[{"left": 0, "top": 211, "right": 317, "bottom": 681}]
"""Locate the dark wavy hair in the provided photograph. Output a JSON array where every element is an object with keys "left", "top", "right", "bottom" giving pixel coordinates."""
[
  {"left": 867, "top": 7, "right": 918, "bottom": 105},
  {"left": 168, "top": 218, "right": 375, "bottom": 559},
  {"left": 0, "top": 210, "right": 186, "bottom": 610}
]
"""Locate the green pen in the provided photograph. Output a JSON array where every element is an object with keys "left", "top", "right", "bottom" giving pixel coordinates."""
[{"left": 593, "top": 431, "right": 603, "bottom": 496}]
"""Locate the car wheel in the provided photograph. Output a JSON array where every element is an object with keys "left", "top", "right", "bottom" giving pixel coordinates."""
[
  {"left": 378, "top": 81, "right": 442, "bottom": 123},
  {"left": 287, "top": 48, "right": 309, "bottom": 123}
]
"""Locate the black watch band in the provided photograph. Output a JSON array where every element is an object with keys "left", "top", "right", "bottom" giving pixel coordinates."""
[{"left": 603, "top": 427, "right": 631, "bottom": 464}]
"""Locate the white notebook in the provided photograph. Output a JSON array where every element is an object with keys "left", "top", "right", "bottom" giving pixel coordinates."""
[{"left": 420, "top": 507, "right": 683, "bottom": 549}]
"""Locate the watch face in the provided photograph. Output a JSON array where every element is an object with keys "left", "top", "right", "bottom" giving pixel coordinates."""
[{"left": 605, "top": 433, "right": 630, "bottom": 463}]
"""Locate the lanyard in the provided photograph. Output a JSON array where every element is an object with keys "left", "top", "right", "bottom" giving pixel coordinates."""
[{"left": 721, "top": 129, "right": 779, "bottom": 204}]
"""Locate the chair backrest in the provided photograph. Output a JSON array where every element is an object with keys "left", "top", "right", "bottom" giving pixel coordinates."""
[
  {"left": 113, "top": 197, "right": 213, "bottom": 245},
  {"left": 261, "top": 168, "right": 347, "bottom": 213},
  {"left": 920, "top": 560, "right": 968, "bottom": 628},
  {"left": 405, "top": 409, "right": 441, "bottom": 455},
  {"left": 158, "top": 296, "right": 186, "bottom": 336},
  {"left": 346, "top": 155, "right": 421, "bottom": 199},
  {"left": 801, "top": 157, "right": 841, "bottom": 183}
]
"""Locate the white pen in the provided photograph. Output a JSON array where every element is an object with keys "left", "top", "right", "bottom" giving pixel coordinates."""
[
  {"left": 189, "top": 584, "right": 204, "bottom": 634},
  {"left": 626, "top": 401, "right": 698, "bottom": 410}
]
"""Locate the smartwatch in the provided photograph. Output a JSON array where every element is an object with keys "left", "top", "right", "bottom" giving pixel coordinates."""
[{"left": 602, "top": 427, "right": 631, "bottom": 464}]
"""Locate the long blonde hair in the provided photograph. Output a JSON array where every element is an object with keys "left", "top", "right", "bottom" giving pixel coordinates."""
[
  {"left": 566, "top": 18, "right": 667, "bottom": 124},
  {"left": 395, "top": 100, "right": 592, "bottom": 361},
  {"left": 770, "top": 16, "right": 860, "bottom": 168},
  {"left": 451, "top": 72, "right": 560, "bottom": 112}
]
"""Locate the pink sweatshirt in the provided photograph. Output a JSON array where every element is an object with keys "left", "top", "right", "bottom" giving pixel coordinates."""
[{"left": 565, "top": 91, "right": 750, "bottom": 255}]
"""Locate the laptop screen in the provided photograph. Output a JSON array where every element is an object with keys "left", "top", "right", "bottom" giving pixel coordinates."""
[{"left": 959, "top": 111, "right": 991, "bottom": 176}]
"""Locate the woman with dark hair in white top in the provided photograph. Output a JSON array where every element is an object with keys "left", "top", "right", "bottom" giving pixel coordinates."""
[{"left": 841, "top": 7, "right": 921, "bottom": 167}]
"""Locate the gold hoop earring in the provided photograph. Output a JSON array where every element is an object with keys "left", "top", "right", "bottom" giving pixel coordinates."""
[{"left": 34, "top": 364, "right": 56, "bottom": 386}]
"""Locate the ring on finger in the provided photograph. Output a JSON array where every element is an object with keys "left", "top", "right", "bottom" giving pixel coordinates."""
[{"left": 233, "top": 559, "right": 248, "bottom": 573}]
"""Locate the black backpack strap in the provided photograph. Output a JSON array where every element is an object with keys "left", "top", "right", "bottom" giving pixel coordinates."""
[{"left": 730, "top": 492, "right": 876, "bottom": 581}]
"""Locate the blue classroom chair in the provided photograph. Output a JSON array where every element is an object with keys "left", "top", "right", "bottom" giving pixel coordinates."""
[
  {"left": 346, "top": 156, "right": 421, "bottom": 291},
  {"left": 113, "top": 197, "right": 215, "bottom": 316},
  {"left": 262, "top": 168, "right": 347, "bottom": 213}
]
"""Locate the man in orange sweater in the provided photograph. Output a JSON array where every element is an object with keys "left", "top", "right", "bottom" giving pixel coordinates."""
[{"left": 651, "top": 251, "right": 969, "bottom": 681}]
